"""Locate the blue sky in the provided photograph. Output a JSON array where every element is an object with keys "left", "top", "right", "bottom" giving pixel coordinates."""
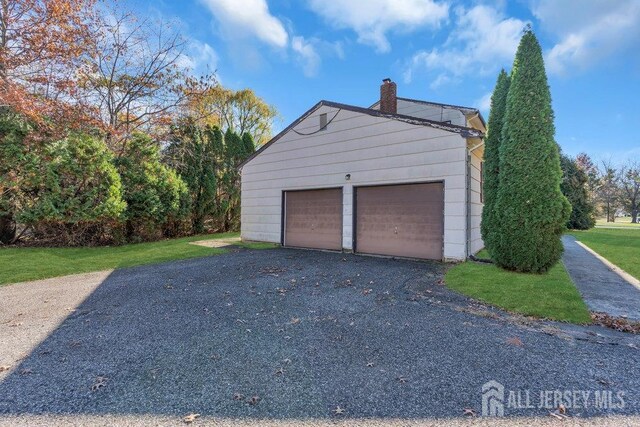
[{"left": 126, "top": 0, "right": 639, "bottom": 163}]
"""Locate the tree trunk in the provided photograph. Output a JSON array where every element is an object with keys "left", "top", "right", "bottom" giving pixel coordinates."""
[
  {"left": 632, "top": 208, "right": 639, "bottom": 224},
  {"left": 0, "top": 213, "right": 16, "bottom": 244}
]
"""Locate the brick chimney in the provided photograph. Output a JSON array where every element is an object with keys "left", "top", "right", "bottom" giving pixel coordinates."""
[{"left": 379, "top": 78, "right": 397, "bottom": 114}]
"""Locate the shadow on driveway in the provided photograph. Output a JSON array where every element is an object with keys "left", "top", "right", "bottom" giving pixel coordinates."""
[{"left": 0, "top": 249, "right": 638, "bottom": 419}]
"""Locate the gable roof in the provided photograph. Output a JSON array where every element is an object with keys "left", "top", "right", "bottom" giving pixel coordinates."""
[
  {"left": 370, "top": 96, "right": 487, "bottom": 128},
  {"left": 239, "top": 100, "right": 484, "bottom": 169}
]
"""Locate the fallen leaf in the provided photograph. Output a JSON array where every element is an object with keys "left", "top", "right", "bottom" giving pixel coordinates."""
[
  {"left": 396, "top": 376, "right": 408, "bottom": 384},
  {"left": 366, "top": 361, "right": 375, "bottom": 368},
  {"left": 506, "top": 337, "right": 523, "bottom": 347},
  {"left": 183, "top": 413, "right": 200, "bottom": 423},
  {"left": 290, "top": 317, "right": 300, "bottom": 325},
  {"left": 333, "top": 405, "right": 345, "bottom": 415},
  {"left": 463, "top": 408, "right": 477, "bottom": 417},
  {"left": 0, "top": 365, "right": 11, "bottom": 372},
  {"left": 558, "top": 403, "right": 566, "bottom": 414},
  {"left": 91, "top": 376, "right": 108, "bottom": 392},
  {"left": 275, "top": 367, "right": 285, "bottom": 375},
  {"left": 19, "top": 368, "right": 33, "bottom": 375},
  {"left": 362, "top": 288, "right": 372, "bottom": 295},
  {"left": 247, "top": 395, "right": 260, "bottom": 405},
  {"left": 233, "top": 393, "right": 244, "bottom": 401}
]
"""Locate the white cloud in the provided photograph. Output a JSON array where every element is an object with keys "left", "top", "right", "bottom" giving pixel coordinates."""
[
  {"left": 291, "top": 36, "right": 345, "bottom": 77},
  {"left": 291, "top": 36, "right": 321, "bottom": 77},
  {"left": 178, "top": 40, "right": 219, "bottom": 73},
  {"left": 531, "top": 0, "right": 640, "bottom": 75},
  {"left": 476, "top": 91, "right": 492, "bottom": 114},
  {"left": 306, "top": 0, "right": 449, "bottom": 53},
  {"left": 403, "top": 5, "right": 527, "bottom": 85},
  {"left": 199, "top": 0, "right": 288, "bottom": 48}
]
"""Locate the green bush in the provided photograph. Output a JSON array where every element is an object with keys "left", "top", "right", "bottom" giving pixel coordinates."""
[
  {"left": 19, "top": 133, "right": 126, "bottom": 245},
  {"left": 561, "top": 154, "right": 596, "bottom": 230},
  {"left": 492, "top": 29, "right": 571, "bottom": 273},
  {"left": 116, "top": 133, "right": 190, "bottom": 241},
  {"left": 481, "top": 69, "right": 510, "bottom": 258}
]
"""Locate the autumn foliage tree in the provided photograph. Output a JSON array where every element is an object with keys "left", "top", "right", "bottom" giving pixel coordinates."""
[{"left": 0, "top": 0, "right": 97, "bottom": 128}]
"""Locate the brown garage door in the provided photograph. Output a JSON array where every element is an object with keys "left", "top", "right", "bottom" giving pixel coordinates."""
[
  {"left": 284, "top": 188, "right": 342, "bottom": 250},
  {"left": 355, "top": 183, "right": 444, "bottom": 260}
]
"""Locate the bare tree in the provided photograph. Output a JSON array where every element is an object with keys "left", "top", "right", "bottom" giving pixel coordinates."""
[
  {"left": 596, "top": 159, "right": 621, "bottom": 222},
  {"left": 619, "top": 160, "right": 640, "bottom": 223},
  {"left": 80, "top": 11, "right": 187, "bottom": 152}
]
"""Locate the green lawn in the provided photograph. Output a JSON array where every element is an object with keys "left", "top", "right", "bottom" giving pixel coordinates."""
[
  {"left": 0, "top": 233, "right": 277, "bottom": 285},
  {"left": 595, "top": 217, "right": 640, "bottom": 228},
  {"left": 446, "top": 252, "right": 591, "bottom": 324},
  {"left": 569, "top": 227, "right": 640, "bottom": 280}
]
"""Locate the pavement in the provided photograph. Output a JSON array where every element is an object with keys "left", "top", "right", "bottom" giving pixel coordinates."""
[
  {"left": 1, "top": 248, "right": 639, "bottom": 426},
  {"left": 562, "top": 235, "right": 640, "bottom": 321}
]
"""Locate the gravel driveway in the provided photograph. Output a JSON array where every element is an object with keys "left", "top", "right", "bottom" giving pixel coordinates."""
[{"left": 0, "top": 248, "right": 639, "bottom": 425}]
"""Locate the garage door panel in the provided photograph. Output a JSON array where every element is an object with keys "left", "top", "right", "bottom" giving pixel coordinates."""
[
  {"left": 356, "top": 183, "right": 444, "bottom": 260},
  {"left": 285, "top": 189, "right": 342, "bottom": 250}
]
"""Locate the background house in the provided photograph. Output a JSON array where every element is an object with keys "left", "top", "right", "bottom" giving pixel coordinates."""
[{"left": 239, "top": 79, "right": 485, "bottom": 261}]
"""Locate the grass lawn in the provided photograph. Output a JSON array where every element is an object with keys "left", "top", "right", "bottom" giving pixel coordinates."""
[
  {"left": 446, "top": 251, "right": 591, "bottom": 324},
  {"left": 569, "top": 227, "right": 640, "bottom": 280},
  {"left": 595, "top": 217, "right": 640, "bottom": 228},
  {"left": 0, "top": 232, "right": 277, "bottom": 286}
]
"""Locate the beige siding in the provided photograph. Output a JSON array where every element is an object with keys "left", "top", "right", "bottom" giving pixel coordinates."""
[
  {"left": 469, "top": 147, "right": 484, "bottom": 254},
  {"left": 241, "top": 104, "right": 470, "bottom": 260}
]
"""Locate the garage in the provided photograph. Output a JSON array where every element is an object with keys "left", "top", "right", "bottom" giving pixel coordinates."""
[
  {"left": 283, "top": 188, "right": 342, "bottom": 250},
  {"left": 355, "top": 182, "right": 444, "bottom": 260}
]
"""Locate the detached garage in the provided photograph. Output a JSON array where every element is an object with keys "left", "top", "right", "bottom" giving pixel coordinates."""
[{"left": 240, "top": 79, "right": 486, "bottom": 261}]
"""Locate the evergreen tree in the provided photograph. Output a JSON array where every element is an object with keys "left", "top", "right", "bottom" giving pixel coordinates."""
[
  {"left": 560, "top": 154, "right": 596, "bottom": 230},
  {"left": 481, "top": 69, "right": 510, "bottom": 258},
  {"left": 493, "top": 28, "right": 570, "bottom": 273}
]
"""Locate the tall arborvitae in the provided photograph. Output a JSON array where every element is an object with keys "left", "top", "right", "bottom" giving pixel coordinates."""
[
  {"left": 493, "top": 28, "right": 570, "bottom": 273},
  {"left": 481, "top": 69, "right": 510, "bottom": 258}
]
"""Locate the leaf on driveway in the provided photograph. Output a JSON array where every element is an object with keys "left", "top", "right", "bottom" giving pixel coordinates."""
[
  {"left": 0, "top": 365, "right": 11, "bottom": 372},
  {"left": 333, "top": 405, "right": 345, "bottom": 415},
  {"left": 247, "top": 395, "right": 260, "bottom": 405},
  {"left": 233, "top": 392, "right": 244, "bottom": 401},
  {"left": 19, "top": 368, "right": 33, "bottom": 375},
  {"left": 183, "top": 413, "right": 200, "bottom": 423},
  {"left": 463, "top": 408, "right": 477, "bottom": 417},
  {"left": 290, "top": 317, "right": 300, "bottom": 325},
  {"left": 275, "top": 367, "right": 285, "bottom": 375},
  {"left": 506, "top": 337, "right": 523, "bottom": 347},
  {"left": 91, "top": 376, "right": 108, "bottom": 392},
  {"left": 396, "top": 376, "right": 408, "bottom": 384},
  {"left": 362, "top": 288, "right": 372, "bottom": 295}
]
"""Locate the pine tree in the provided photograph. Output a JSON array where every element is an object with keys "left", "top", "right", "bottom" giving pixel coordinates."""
[
  {"left": 560, "top": 154, "right": 595, "bottom": 230},
  {"left": 492, "top": 28, "right": 571, "bottom": 273},
  {"left": 481, "top": 69, "right": 510, "bottom": 258}
]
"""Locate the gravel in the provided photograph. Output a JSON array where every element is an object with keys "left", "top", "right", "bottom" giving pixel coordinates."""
[{"left": 0, "top": 248, "right": 639, "bottom": 424}]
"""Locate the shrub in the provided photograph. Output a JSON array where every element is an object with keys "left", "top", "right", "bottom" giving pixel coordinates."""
[
  {"left": 116, "top": 133, "right": 190, "bottom": 241},
  {"left": 481, "top": 69, "right": 510, "bottom": 258},
  {"left": 492, "top": 29, "right": 570, "bottom": 273},
  {"left": 561, "top": 154, "right": 596, "bottom": 230},
  {"left": 19, "top": 133, "right": 126, "bottom": 245}
]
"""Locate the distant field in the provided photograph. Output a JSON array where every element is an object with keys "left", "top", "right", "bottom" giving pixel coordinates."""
[{"left": 596, "top": 217, "right": 640, "bottom": 228}]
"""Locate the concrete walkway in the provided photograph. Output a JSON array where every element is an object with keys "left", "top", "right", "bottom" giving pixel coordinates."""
[{"left": 562, "top": 235, "right": 640, "bottom": 321}]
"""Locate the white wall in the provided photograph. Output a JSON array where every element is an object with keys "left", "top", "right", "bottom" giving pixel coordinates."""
[
  {"left": 469, "top": 147, "right": 484, "bottom": 254},
  {"left": 241, "top": 104, "right": 470, "bottom": 260}
]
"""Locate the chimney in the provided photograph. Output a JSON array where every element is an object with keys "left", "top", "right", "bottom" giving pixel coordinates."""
[{"left": 379, "top": 78, "right": 397, "bottom": 114}]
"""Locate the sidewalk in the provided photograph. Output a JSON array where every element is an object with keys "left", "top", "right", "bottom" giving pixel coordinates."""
[{"left": 562, "top": 235, "right": 640, "bottom": 321}]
